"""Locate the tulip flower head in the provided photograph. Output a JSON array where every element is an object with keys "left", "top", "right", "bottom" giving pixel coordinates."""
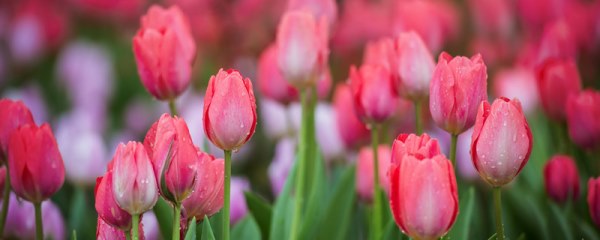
[
  {"left": 356, "top": 145, "right": 392, "bottom": 203},
  {"left": 391, "top": 31, "right": 436, "bottom": 101},
  {"left": 544, "top": 155, "right": 580, "bottom": 204},
  {"left": 588, "top": 177, "right": 600, "bottom": 228},
  {"left": 391, "top": 133, "right": 441, "bottom": 165},
  {"left": 182, "top": 150, "right": 224, "bottom": 220},
  {"left": 536, "top": 59, "right": 582, "bottom": 122},
  {"left": 95, "top": 169, "right": 132, "bottom": 230},
  {"left": 565, "top": 90, "right": 600, "bottom": 149},
  {"left": 349, "top": 64, "right": 399, "bottom": 124},
  {"left": 0, "top": 99, "right": 35, "bottom": 162},
  {"left": 332, "top": 84, "right": 370, "bottom": 149}
]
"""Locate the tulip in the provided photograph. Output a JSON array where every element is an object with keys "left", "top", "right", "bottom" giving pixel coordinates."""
[
  {"left": 287, "top": 0, "right": 337, "bottom": 26},
  {"left": 544, "top": 155, "right": 579, "bottom": 204},
  {"left": 536, "top": 20, "right": 578, "bottom": 65},
  {"left": 565, "top": 90, "right": 600, "bottom": 149},
  {"left": 356, "top": 145, "right": 391, "bottom": 203},
  {"left": 468, "top": 0, "right": 515, "bottom": 39},
  {"left": 144, "top": 113, "right": 198, "bottom": 203},
  {"left": 315, "top": 103, "right": 346, "bottom": 161},
  {"left": 391, "top": 133, "right": 441, "bottom": 165},
  {"left": 429, "top": 52, "right": 488, "bottom": 135},
  {"left": 133, "top": 5, "right": 196, "bottom": 101},
  {"left": 389, "top": 154, "right": 458, "bottom": 239},
  {"left": 492, "top": 68, "right": 539, "bottom": 114},
  {"left": 260, "top": 99, "right": 293, "bottom": 139},
  {"left": 363, "top": 38, "right": 394, "bottom": 72},
  {"left": 96, "top": 217, "right": 145, "bottom": 240},
  {"left": 391, "top": 31, "right": 436, "bottom": 101},
  {"left": 95, "top": 170, "right": 132, "bottom": 230},
  {"left": 349, "top": 64, "right": 398, "bottom": 124},
  {"left": 588, "top": 178, "right": 600, "bottom": 228},
  {"left": 230, "top": 177, "right": 250, "bottom": 225},
  {"left": 0, "top": 99, "right": 34, "bottom": 161},
  {"left": 203, "top": 69, "right": 257, "bottom": 151},
  {"left": 142, "top": 211, "right": 160, "bottom": 240},
  {"left": 332, "top": 84, "right": 370, "bottom": 149},
  {"left": 4, "top": 85, "right": 48, "bottom": 125},
  {"left": 276, "top": 10, "right": 329, "bottom": 88},
  {"left": 471, "top": 98, "right": 533, "bottom": 187},
  {"left": 182, "top": 150, "right": 224, "bottom": 221},
  {"left": 2, "top": 194, "right": 65, "bottom": 240},
  {"left": 536, "top": 59, "right": 581, "bottom": 121}
]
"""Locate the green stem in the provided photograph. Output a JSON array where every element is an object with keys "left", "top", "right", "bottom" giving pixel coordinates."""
[
  {"left": 415, "top": 100, "right": 423, "bottom": 134},
  {"left": 0, "top": 165, "right": 11, "bottom": 237},
  {"left": 34, "top": 202, "right": 43, "bottom": 240},
  {"left": 173, "top": 203, "right": 182, "bottom": 240},
  {"left": 450, "top": 134, "right": 458, "bottom": 166},
  {"left": 168, "top": 99, "right": 178, "bottom": 116},
  {"left": 371, "top": 125, "right": 382, "bottom": 240},
  {"left": 223, "top": 150, "right": 232, "bottom": 240},
  {"left": 290, "top": 90, "right": 310, "bottom": 240},
  {"left": 493, "top": 188, "right": 504, "bottom": 240},
  {"left": 132, "top": 214, "right": 140, "bottom": 240},
  {"left": 125, "top": 230, "right": 131, "bottom": 240}
]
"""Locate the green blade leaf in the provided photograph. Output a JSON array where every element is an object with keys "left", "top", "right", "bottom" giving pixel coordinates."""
[
  {"left": 315, "top": 165, "right": 356, "bottom": 240},
  {"left": 202, "top": 215, "right": 216, "bottom": 240},
  {"left": 299, "top": 153, "right": 327, "bottom": 239},
  {"left": 184, "top": 217, "right": 197, "bottom": 240},
  {"left": 244, "top": 191, "right": 272, "bottom": 239},
  {"left": 383, "top": 218, "right": 404, "bottom": 240},
  {"left": 449, "top": 187, "right": 476, "bottom": 240},
  {"left": 269, "top": 156, "right": 298, "bottom": 240},
  {"left": 232, "top": 214, "right": 262, "bottom": 240},
  {"left": 152, "top": 198, "right": 174, "bottom": 239}
]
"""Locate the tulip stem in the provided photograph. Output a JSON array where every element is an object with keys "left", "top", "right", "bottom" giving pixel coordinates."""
[
  {"left": 173, "top": 203, "right": 182, "bottom": 240},
  {"left": 0, "top": 165, "right": 10, "bottom": 237},
  {"left": 34, "top": 202, "right": 43, "bottom": 240},
  {"left": 493, "top": 187, "right": 504, "bottom": 240},
  {"left": 371, "top": 124, "right": 382, "bottom": 240},
  {"left": 290, "top": 90, "right": 311, "bottom": 240},
  {"left": 223, "top": 150, "right": 232, "bottom": 240},
  {"left": 415, "top": 100, "right": 423, "bottom": 134},
  {"left": 125, "top": 230, "right": 131, "bottom": 240},
  {"left": 450, "top": 134, "right": 458, "bottom": 165},
  {"left": 168, "top": 100, "right": 178, "bottom": 116},
  {"left": 132, "top": 214, "right": 140, "bottom": 240}
]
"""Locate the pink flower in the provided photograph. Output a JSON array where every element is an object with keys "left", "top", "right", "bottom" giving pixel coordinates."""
[
  {"left": 332, "top": 0, "right": 393, "bottom": 53},
  {"left": 182, "top": 150, "right": 224, "bottom": 220},
  {"left": 332, "top": 84, "right": 370, "bottom": 149},
  {"left": 95, "top": 169, "right": 132, "bottom": 230},
  {"left": 0, "top": 99, "right": 34, "bottom": 162},
  {"left": 470, "top": 98, "right": 533, "bottom": 187},
  {"left": 268, "top": 138, "right": 296, "bottom": 196},
  {"left": 349, "top": 64, "right": 398, "bottom": 124},
  {"left": 429, "top": 52, "right": 488, "bottom": 135},
  {"left": 356, "top": 145, "right": 392, "bottom": 203},
  {"left": 588, "top": 177, "right": 600, "bottom": 228},
  {"left": 133, "top": 5, "right": 196, "bottom": 100},
  {"left": 565, "top": 90, "right": 600, "bottom": 149},
  {"left": 2, "top": 194, "right": 65, "bottom": 239},
  {"left": 536, "top": 59, "right": 582, "bottom": 121},
  {"left": 391, "top": 31, "right": 436, "bottom": 101},
  {"left": 287, "top": 0, "right": 337, "bottom": 26},
  {"left": 467, "top": 0, "right": 515, "bottom": 38},
  {"left": 492, "top": 67, "right": 539, "bottom": 114},
  {"left": 544, "top": 155, "right": 579, "bottom": 204},
  {"left": 391, "top": 133, "right": 441, "bottom": 165}
]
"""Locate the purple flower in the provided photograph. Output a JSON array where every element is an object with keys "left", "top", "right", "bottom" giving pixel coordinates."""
[
  {"left": 2, "top": 194, "right": 65, "bottom": 240},
  {"left": 230, "top": 177, "right": 251, "bottom": 225},
  {"left": 268, "top": 138, "right": 296, "bottom": 196}
]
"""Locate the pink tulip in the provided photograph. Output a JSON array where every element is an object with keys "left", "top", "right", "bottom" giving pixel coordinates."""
[
  {"left": 430, "top": 52, "right": 488, "bottom": 135},
  {"left": 95, "top": 169, "right": 132, "bottom": 230},
  {"left": 276, "top": 10, "right": 329, "bottom": 88},
  {"left": 389, "top": 154, "right": 458, "bottom": 239},
  {"left": 471, "top": 98, "right": 533, "bottom": 187},
  {"left": 331, "top": 0, "right": 393, "bottom": 53},
  {"left": 349, "top": 64, "right": 398, "bottom": 124},
  {"left": 8, "top": 123, "right": 64, "bottom": 203},
  {"left": 565, "top": 90, "right": 600, "bottom": 149},
  {"left": 535, "top": 20, "right": 578, "bottom": 66},
  {"left": 203, "top": 69, "right": 257, "bottom": 151},
  {"left": 182, "top": 150, "right": 224, "bottom": 220},
  {"left": 133, "top": 5, "right": 196, "bottom": 100},
  {"left": 492, "top": 67, "right": 539, "bottom": 114},
  {"left": 97, "top": 217, "right": 145, "bottom": 240},
  {"left": 71, "top": 0, "right": 145, "bottom": 20},
  {"left": 356, "top": 145, "right": 391, "bottom": 203},
  {"left": 588, "top": 177, "right": 600, "bottom": 228},
  {"left": 332, "top": 84, "right": 370, "bottom": 149},
  {"left": 467, "top": 0, "right": 515, "bottom": 39},
  {"left": 536, "top": 59, "right": 582, "bottom": 121},
  {"left": 144, "top": 113, "right": 198, "bottom": 203},
  {"left": 391, "top": 133, "right": 441, "bottom": 165},
  {"left": 315, "top": 103, "right": 346, "bottom": 161},
  {"left": 111, "top": 142, "right": 158, "bottom": 215},
  {"left": 362, "top": 37, "right": 394, "bottom": 72},
  {"left": 0, "top": 99, "right": 34, "bottom": 161},
  {"left": 391, "top": 31, "right": 436, "bottom": 101},
  {"left": 544, "top": 155, "right": 579, "bottom": 204},
  {"left": 287, "top": 0, "right": 337, "bottom": 26}
]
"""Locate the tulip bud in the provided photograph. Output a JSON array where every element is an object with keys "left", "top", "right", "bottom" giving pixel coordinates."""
[
  {"left": 544, "top": 155, "right": 579, "bottom": 204},
  {"left": 536, "top": 59, "right": 582, "bottom": 121},
  {"left": 144, "top": 113, "right": 198, "bottom": 203},
  {"left": 276, "top": 10, "right": 329, "bottom": 88},
  {"left": 588, "top": 177, "right": 600, "bottom": 228},
  {"left": 356, "top": 145, "right": 391, "bottom": 203},
  {"left": 95, "top": 170, "right": 132, "bottom": 230},
  {"left": 8, "top": 123, "right": 64, "bottom": 203},
  {"left": 391, "top": 133, "right": 441, "bottom": 165},
  {"left": 0, "top": 99, "right": 34, "bottom": 161},
  {"left": 565, "top": 90, "right": 600, "bottom": 149},
  {"left": 332, "top": 84, "right": 370, "bottom": 149},
  {"left": 470, "top": 98, "right": 533, "bottom": 187},
  {"left": 349, "top": 64, "right": 399, "bottom": 124},
  {"left": 430, "top": 52, "right": 488, "bottom": 135},
  {"left": 133, "top": 5, "right": 196, "bottom": 100},
  {"left": 182, "top": 150, "right": 224, "bottom": 220},
  {"left": 389, "top": 154, "right": 458, "bottom": 239},
  {"left": 203, "top": 69, "right": 257, "bottom": 151},
  {"left": 111, "top": 142, "right": 158, "bottom": 215},
  {"left": 391, "top": 31, "right": 436, "bottom": 101}
]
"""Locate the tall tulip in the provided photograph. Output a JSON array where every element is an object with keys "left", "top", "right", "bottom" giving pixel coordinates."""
[
  {"left": 356, "top": 145, "right": 391, "bottom": 203},
  {"left": 391, "top": 133, "right": 441, "bottom": 165},
  {"left": 536, "top": 59, "right": 581, "bottom": 122},
  {"left": 544, "top": 155, "right": 579, "bottom": 204},
  {"left": 392, "top": 31, "right": 435, "bottom": 101},
  {"left": 95, "top": 169, "right": 131, "bottom": 231},
  {"left": 332, "top": 84, "right": 370, "bottom": 149},
  {"left": 182, "top": 150, "right": 224, "bottom": 222},
  {"left": 565, "top": 90, "right": 600, "bottom": 149}
]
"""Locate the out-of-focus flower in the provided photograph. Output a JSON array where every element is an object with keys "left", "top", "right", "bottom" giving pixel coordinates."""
[
  {"left": 544, "top": 155, "right": 579, "bottom": 204},
  {"left": 178, "top": 91, "right": 206, "bottom": 148},
  {"left": 536, "top": 59, "right": 581, "bottom": 121},
  {"left": 468, "top": 0, "right": 515, "bottom": 39},
  {"left": 203, "top": 69, "right": 257, "bottom": 151},
  {"left": 95, "top": 170, "right": 131, "bottom": 230},
  {"left": 356, "top": 145, "right": 391, "bottom": 203},
  {"left": 468, "top": 37, "right": 513, "bottom": 68},
  {"left": 260, "top": 99, "right": 293, "bottom": 140},
  {"left": 133, "top": 5, "right": 196, "bottom": 101},
  {"left": 429, "top": 52, "right": 488, "bottom": 135},
  {"left": 391, "top": 133, "right": 441, "bottom": 165},
  {"left": 362, "top": 37, "right": 394, "bottom": 71},
  {"left": 455, "top": 128, "right": 479, "bottom": 180},
  {"left": 230, "top": 177, "right": 250, "bottom": 225},
  {"left": 516, "top": 0, "right": 569, "bottom": 36},
  {"left": 287, "top": 0, "right": 337, "bottom": 26},
  {"left": 8, "top": 123, "right": 64, "bottom": 203},
  {"left": 332, "top": 0, "right": 393, "bottom": 54},
  {"left": 493, "top": 67, "right": 539, "bottom": 114},
  {"left": 141, "top": 211, "right": 159, "bottom": 240},
  {"left": 2, "top": 194, "right": 65, "bottom": 240},
  {"left": 471, "top": 98, "right": 533, "bottom": 187},
  {"left": 390, "top": 31, "right": 436, "bottom": 101},
  {"left": 268, "top": 138, "right": 296, "bottom": 196},
  {"left": 165, "top": 0, "right": 224, "bottom": 45},
  {"left": 4, "top": 85, "right": 48, "bottom": 124},
  {"left": 111, "top": 142, "right": 158, "bottom": 215},
  {"left": 565, "top": 90, "right": 600, "bottom": 149},
  {"left": 535, "top": 20, "right": 578, "bottom": 66},
  {"left": 588, "top": 177, "right": 600, "bottom": 228},
  {"left": 315, "top": 103, "right": 345, "bottom": 161},
  {"left": 389, "top": 154, "right": 458, "bottom": 239},
  {"left": 349, "top": 64, "right": 398, "bottom": 124},
  {"left": 276, "top": 10, "right": 329, "bottom": 88},
  {"left": 0, "top": 99, "right": 34, "bottom": 161},
  {"left": 0, "top": 167, "right": 4, "bottom": 198},
  {"left": 182, "top": 150, "right": 224, "bottom": 220},
  {"left": 332, "top": 84, "right": 370, "bottom": 149},
  {"left": 70, "top": 0, "right": 145, "bottom": 20}
]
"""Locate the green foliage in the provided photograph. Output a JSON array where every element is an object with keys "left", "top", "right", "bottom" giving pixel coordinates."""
[{"left": 244, "top": 191, "right": 272, "bottom": 239}]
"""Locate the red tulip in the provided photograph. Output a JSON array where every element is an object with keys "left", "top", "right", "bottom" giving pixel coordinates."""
[
  {"left": 203, "top": 69, "right": 257, "bottom": 151},
  {"left": 133, "top": 5, "right": 196, "bottom": 100},
  {"left": 0, "top": 99, "right": 35, "bottom": 162},
  {"left": 389, "top": 154, "right": 458, "bottom": 239},
  {"left": 349, "top": 64, "right": 398, "bottom": 124},
  {"left": 430, "top": 52, "right": 488, "bottom": 135},
  {"left": 565, "top": 90, "right": 600, "bottom": 149},
  {"left": 588, "top": 177, "right": 600, "bottom": 228},
  {"left": 544, "top": 155, "right": 579, "bottom": 204},
  {"left": 182, "top": 150, "right": 224, "bottom": 220},
  {"left": 111, "top": 142, "right": 158, "bottom": 215},
  {"left": 96, "top": 217, "right": 145, "bottom": 240},
  {"left": 144, "top": 113, "right": 198, "bottom": 203},
  {"left": 536, "top": 59, "right": 582, "bottom": 121},
  {"left": 8, "top": 123, "right": 64, "bottom": 203},
  {"left": 95, "top": 169, "right": 131, "bottom": 230},
  {"left": 391, "top": 31, "right": 436, "bottom": 101},
  {"left": 332, "top": 84, "right": 370, "bottom": 148},
  {"left": 391, "top": 133, "right": 441, "bottom": 165},
  {"left": 276, "top": 10, "right": 329, "bottom": 88},
  {"left": 471, "top": 98, "right": 533, "bottom": 187},
  {"left": 362, "top": 37, "right": 394, "bottom": 72},
  {"left": 356, "top": 145, "right": 391, "bottom": 203}
]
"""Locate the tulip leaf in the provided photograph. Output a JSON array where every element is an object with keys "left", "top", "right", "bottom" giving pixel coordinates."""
[
  {"left": 68, "top": 187, "right": 93, "bottom": 240},
  {"left": 153, "top": 197, "right": 174, "bottom": 239},
  {"left": 269, "top": 156, "right": 298, "bottom": 240},
  {"left": 315, "top": 165, "right": 356, "bottom": 240},
  {"left": 232, "top": 214, "right": 262, "bottom": 240},
  {"left": 549, "top": 202, "right": 574, "bottom": 240},
  {"left": 202, "top": 215, "right": 216, "bottom": 240},
  {"left": 383, "top": 219, "right": 404, "bottom": 240},
  {"left": 448, "top": 187, "right": 475, "bottom": 240},
  {"left": 299, "top": 153, "right": 327, "bottom": 239},
  {"left": 244, "top": 191, "right": 272, "bottom": 239},
  {"left": 184, "top": 217, "right": 197, "bottom": 240}
]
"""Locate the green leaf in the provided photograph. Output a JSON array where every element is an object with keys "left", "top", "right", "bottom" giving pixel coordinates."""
[
  {"left": 299, "top": 153, "right": 327, "bottom": 239},
  {"left": 548, "top": 202, "right": 574, "bottom": 240},
  {"left": 244, "top": 191, "right": 272, "bottom": 239},
  {"left": 153, "top": 198, "right": 174, "bottom": 239},
  {"left": 315, "top": 165, "right": 356, "bottom": 240},
  {"left": 184, "top": 217, "right": 197, "bottom": 240},
  {"left": 269, "top": 157, "right": 298, "bottom": 240},
  {"left": 202, "top": 216, "right": 216, "bottom": 240},
  {"left": 68, "top": 187, "right": 89, "bottom": 240},
  {"left": 232, "top": 214, "right": 262, "bottom": 240},
  {"left": 448, "top": 187, "right": 476, "bottom": 240},
  {"left": 382, "top": 219, "right": 403, "bottom": 240}
]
